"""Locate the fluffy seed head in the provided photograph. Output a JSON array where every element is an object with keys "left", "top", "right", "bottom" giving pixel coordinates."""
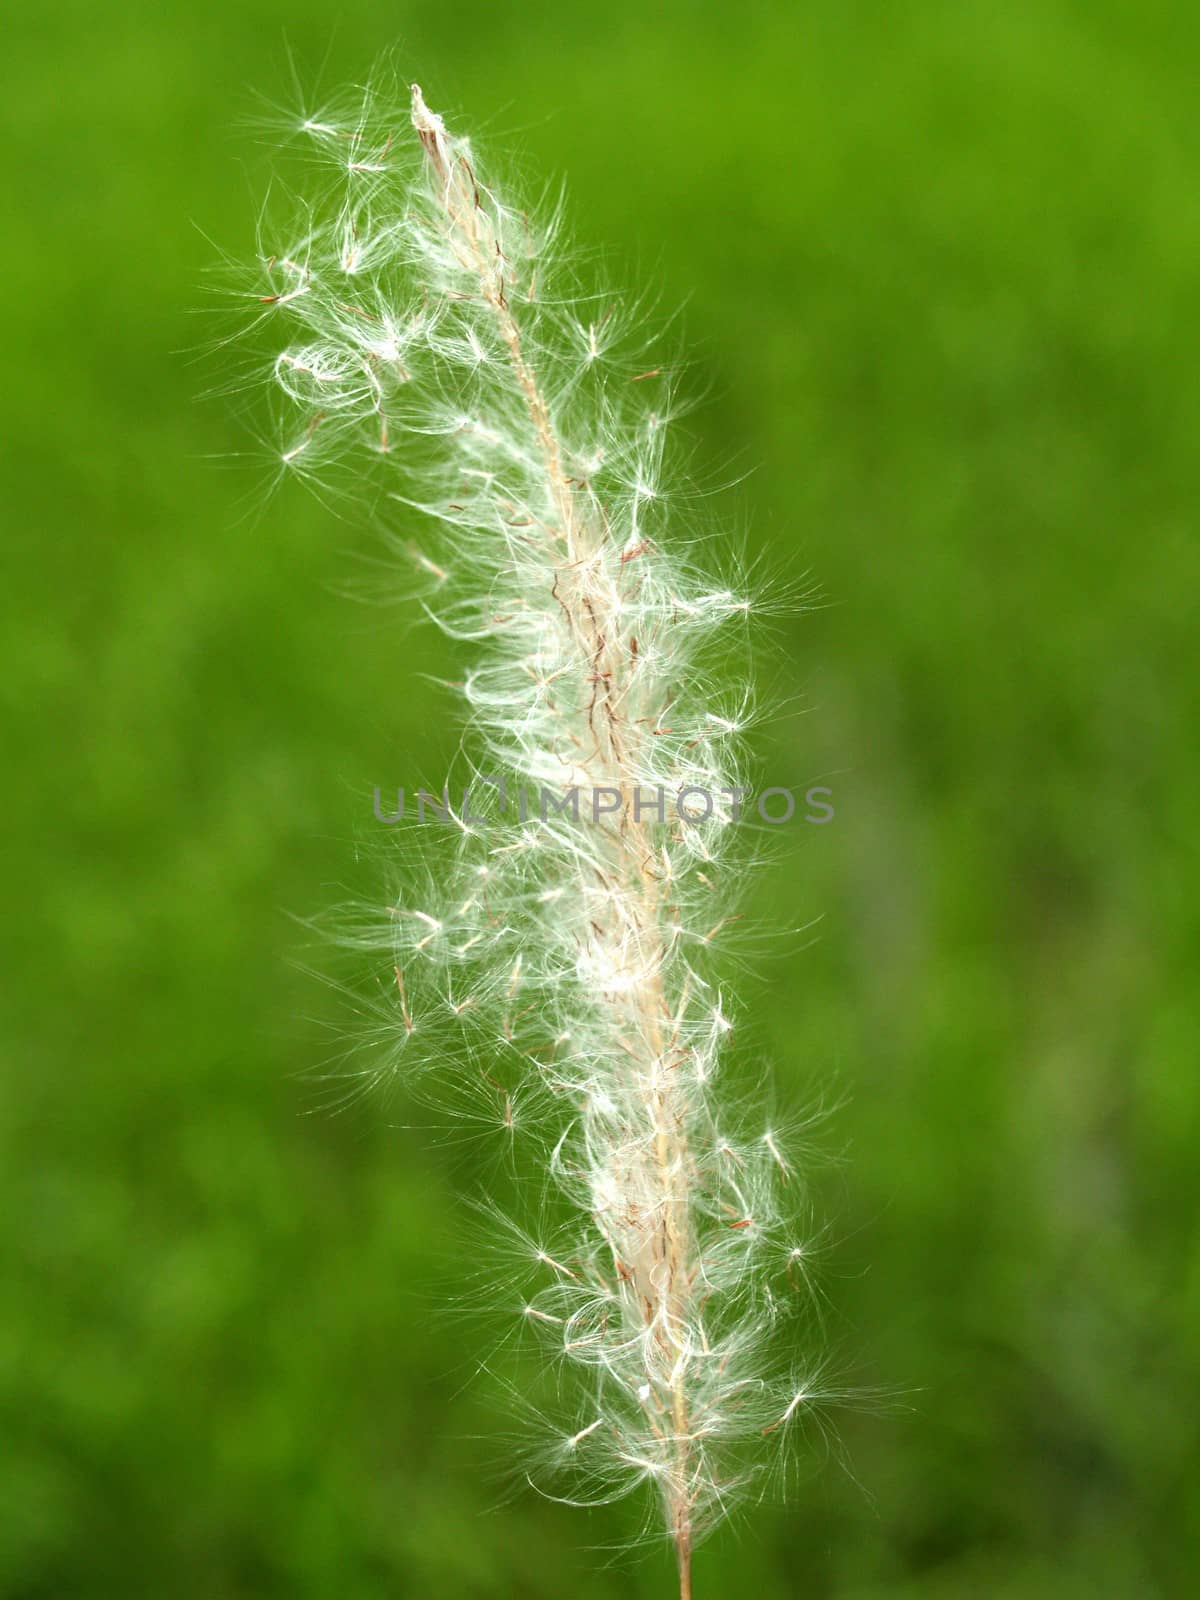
[{"left": 236, "top": 71, "right": 829, "bottom": 1584}]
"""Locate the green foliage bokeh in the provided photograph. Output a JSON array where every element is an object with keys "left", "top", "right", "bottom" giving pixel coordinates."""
[{"left": 2, "top": 2, "right": 1197, "bottom": 1595}]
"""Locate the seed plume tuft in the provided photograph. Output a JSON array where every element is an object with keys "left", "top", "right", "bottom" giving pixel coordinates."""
[{"left": 235, "top": 71, "right": 830, "bottom": 1597}]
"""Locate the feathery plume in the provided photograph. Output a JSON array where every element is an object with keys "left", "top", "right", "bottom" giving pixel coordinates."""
[{"left": 237, "top": 74, "right": 826, "bottom": 1596}]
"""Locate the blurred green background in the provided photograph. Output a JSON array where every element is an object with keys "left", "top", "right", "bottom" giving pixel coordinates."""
[{"left": 3, "top": 1, "right": 1198, "bottom": 1595}]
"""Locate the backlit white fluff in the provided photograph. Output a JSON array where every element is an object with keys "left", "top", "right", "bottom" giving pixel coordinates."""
[{"left": 244, "top": 77, "right": 825, "bottom": 1597}]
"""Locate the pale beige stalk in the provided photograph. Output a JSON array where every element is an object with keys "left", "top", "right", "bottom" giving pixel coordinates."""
[{"left": 411, "top": 85, "right": 697, "bottom": 1597}]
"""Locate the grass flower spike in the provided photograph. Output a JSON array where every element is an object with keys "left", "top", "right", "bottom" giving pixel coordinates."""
[{"left": 242, "top": 75, "right": 824, "bottom": 1596}]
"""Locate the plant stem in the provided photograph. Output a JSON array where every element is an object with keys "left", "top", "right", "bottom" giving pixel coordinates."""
[{"left": 412, "top": 81, "right": 698, "bottom": 1581}]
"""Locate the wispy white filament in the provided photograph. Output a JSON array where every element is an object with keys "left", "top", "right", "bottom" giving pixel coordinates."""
[{"left": 241, "top": 74, "right": 826, "bottom": 1596}]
